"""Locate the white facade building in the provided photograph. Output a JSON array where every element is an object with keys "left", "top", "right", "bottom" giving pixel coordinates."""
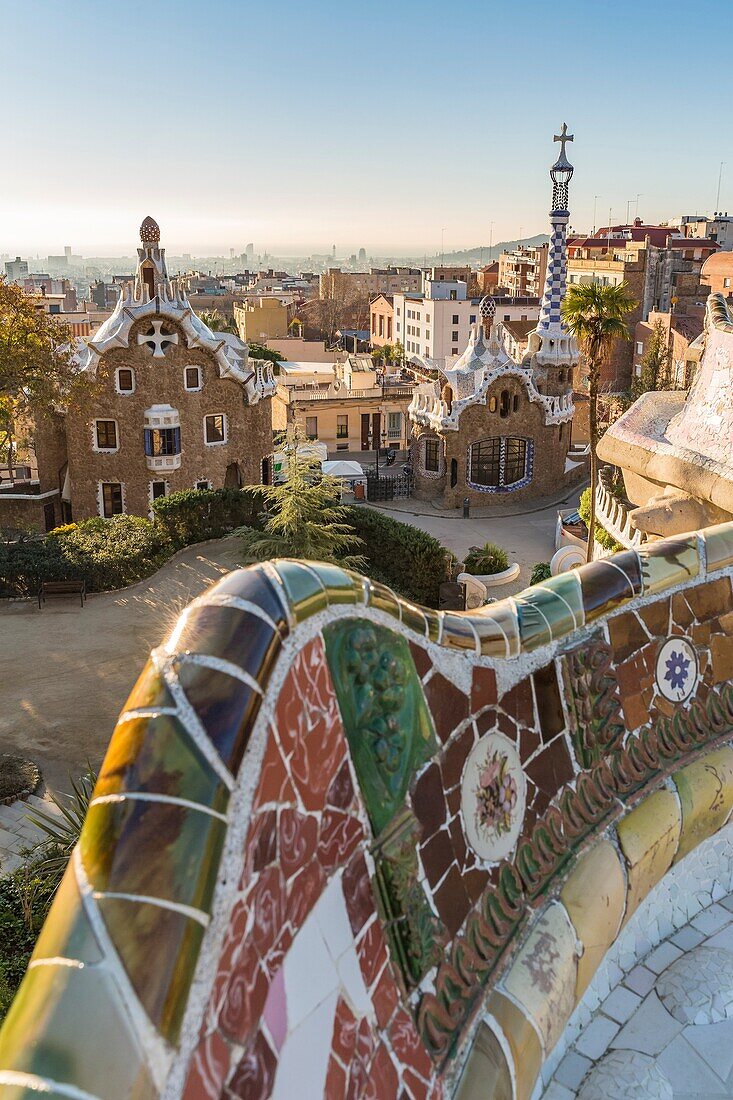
[{"left": 393, "top": 281, "right": 540, "bottom": 369}]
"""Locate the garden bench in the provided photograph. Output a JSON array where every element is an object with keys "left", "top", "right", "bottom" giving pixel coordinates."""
[{"left": 37, "top": 580, "right": 86, "bottom": 609}]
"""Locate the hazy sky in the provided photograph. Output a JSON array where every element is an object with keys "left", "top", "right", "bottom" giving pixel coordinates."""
[{"left": 3, "top": 0, "right": 732, "bottom": 256}]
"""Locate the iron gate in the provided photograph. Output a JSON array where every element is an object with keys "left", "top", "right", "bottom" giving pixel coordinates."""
[{"left": 365, "top": 471, "right": 413, "bottom": 501}]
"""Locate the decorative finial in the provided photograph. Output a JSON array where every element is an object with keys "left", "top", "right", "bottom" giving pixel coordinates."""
[
  {"left": 554, "top": 123, "right": 574, "bottom": 160},
  {"left": 140, "top": 216, "right": 160, "bottom": 244},
  {"left": 479, "top": 295, "right": 496, "bottom": 322}
]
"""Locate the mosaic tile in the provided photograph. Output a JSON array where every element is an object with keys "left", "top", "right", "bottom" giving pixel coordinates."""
[
  {"left": 579, "top": 551, "right": 643, "bottom": 622},
  {"left": 687, "top": 575, "right": 733, "bottom": 621},
  {"left": 461, "top": 732, "right": 526, "bottom": 864},
  {"left": 172, "top": 604, "right": 280, "bottom": 679},
  {"left": 123, "top": 657, "right": 177, "bottom": 712},
  {"left": 208, "top": 566, "right": 289, "bottom": 635},
  {"left": 472, "top": 601, "right": 521, "bottom": 658},
  {"left": 177, "top": 663, "right": 262, "bottom": 776},
  {"left": 525, "top": 736, "right": 574, "bottom": 801},
  {"left": 638, "top": 537, "right": 700, "bottom": 596},
  {"left": 703, "top": 521, "right": 733, "bottom": 572},
  {"left": 485, "top": 990, "right": 543, "bottom": 1100},
  {"left": 324, "top": 619, "right": 437, "bottom": 835},
  {"left": 516, "top": 572, "right": 584, "bottom": 650},
  {"left": 454, "top": 1022, "right": 513, "bottom": 1100},
  {"left": 533, "top": 662, "right": 565, "bottom": 741},
  {"left": 271, "top": 560, "right": 328, "bottom": 620},
  {"left": 307, "top": 562, "right": 363, "bottom": 606},
  {"left": 424, "top": 672, "right": 470, "bottom": 744},
  {"left": 672, "top": 747, "right": 733, "bottom": 861},
  {"left": 440, "top": 613, "right": 478, "bottom": 652},
  {"left": 400, "top": 599, "right": 430, "bottom": 638},
  {"left": 577, "top": 1049, "right": 673, "bottom": 1100},
  {"left": 366, "top": 578, "right": 402, "bottom": 620},
  {"left": 80, "top": 797, "right": 224, "bottom": 913},
  {"left": 0, "top": 962, "right": 155, "bottom": 1100},
  {"left": 227, "top": 1029, "right": 276, "bottom": 1099},
  {"left": 31, "top": 863, "right": 103, "bottom": 967},
  {"left": 97, "top": 894, "right": 204, "bottom": 1042},
  {"left": 561, "top": 840, "right": 626, "bottom": 997},
  {"left": 97, "top": 712, "right": 229, "bottom": 813},
  {"left": 608, "top": 610, "right": 648, "bottom": 662},
  {"left": 617, "top": 790, "right": 682, "bottom": 919},
  {"left": 657, "top": 944, "right": 733, "bottom": 1024},
  {"left": 710, "top": 632, "right": 733, "bottom": 683}
]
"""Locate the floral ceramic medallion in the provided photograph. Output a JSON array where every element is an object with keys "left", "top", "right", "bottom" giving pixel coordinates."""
[
  {"left": 655, "top": 636, "right": 698, "bottom": 703},
  {"left": 461, "top": 731, "right": 526, "bottom": 862}
]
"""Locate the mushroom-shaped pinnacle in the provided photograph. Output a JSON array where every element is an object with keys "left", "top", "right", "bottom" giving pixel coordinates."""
[{"left": 140, "top": 216, "right": 161, "bottom": 243}]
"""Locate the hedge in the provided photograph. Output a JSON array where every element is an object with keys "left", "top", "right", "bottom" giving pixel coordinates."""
[
  {"left": 152, "top": 486, "right": 266, "bottom": 548},
  {"left": 343, "top": 506, "right": 449, "bottom": 607}
]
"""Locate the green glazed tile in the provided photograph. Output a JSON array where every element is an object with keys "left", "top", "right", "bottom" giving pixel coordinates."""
[
  {"left": 399, "top": 599, "right": 428, "bottom": 638},
  {"left": 0, "top": 1088, "right": 84, "bottom": 1100},
  {"left": 366, "top": 579, "right": 402, "bottom": 620},
  {"left": 472, "top": 602, "right": 521, "bottom": 658},
  {"left": 306, "top": 562, "right": 362, "bottom": 605},
  {"left": 440, "top": 613, "right": 478, "bottom": 652},
  {"left": 123, "top": 658, "right": 176, "bottom": 712},
  {"left": 80, "top": 797, "right": 224, "bottom": 915},
  {"left": 704, "top": 522, "right": 733, "bottom": 573},
  {"left": 97, "top": 713, "right": 229, "bottom": 815},
  {"left": 638, "top": 536, "right": 699, "bottom": 596},
  {"left": 0, "top": 963, "right": 156, "bottom": 1100},
  {"left": 517, "top": 572, "right": 584, "bottom": 650},
  {"left": 272, "top": 560, "right": 328, "bottom": 620},
  {"left": 324, "top": 618, "right": 438, "bottom": 835},
  {"left": 97, "top": 895, "right": 204, "bottom": 1043},
  {"left": 32, "top": 864, "right": 103, "bottom": 966},
  {"left": 424, "top": 609, "right": 441, "bottom": 643}
]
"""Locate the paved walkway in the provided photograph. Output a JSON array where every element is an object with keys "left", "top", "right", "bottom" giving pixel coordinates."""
[
  {"left": 1, "top": 539, "right": 241, "bottom": 796},
  {"left": 0, "top": 794, "right": 63, "bottom": 874}
]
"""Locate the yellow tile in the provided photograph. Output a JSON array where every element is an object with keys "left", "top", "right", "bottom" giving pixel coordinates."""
[
  {"left": 673, "top": 747, "right": 733, "bottom": 862},
  {"left": 561, "top": 840, "right": 627, "bottom": 997},
  {"left": 454, "top": 1022, "right": 513, "bottom": 1100},
  {"left": 486, "top": 990, "right": 543, "bottom": 1100},
  {"left": 704, "top": 522, "right": 733, "bottom": 572},
  {"left": 617, "top": 789, "right": 681, "bottom": 919},
  {"left": 501, "top": 901, "right": 578, "bottom": 1056}
]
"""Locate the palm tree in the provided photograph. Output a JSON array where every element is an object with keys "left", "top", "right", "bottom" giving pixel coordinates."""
[
  {"left": 200, "top": 309, "right": 238, "bottom": 335},
  {"left": 561, "top": 281, "right": 636, "bottom": 562}
]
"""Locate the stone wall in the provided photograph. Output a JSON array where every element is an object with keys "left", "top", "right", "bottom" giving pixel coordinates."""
[
  {"left": 3, "top": 524, "right": 733, "bottom": 1098},
  {"left": 63, "top": 317, "right": 272, "bottom": 520}
]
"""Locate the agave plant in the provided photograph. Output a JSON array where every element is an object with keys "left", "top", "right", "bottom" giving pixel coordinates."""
[{"left": 25, "top": 768, "right": 97, "bottom": 891}]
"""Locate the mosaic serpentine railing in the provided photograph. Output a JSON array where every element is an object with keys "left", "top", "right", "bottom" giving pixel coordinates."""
[{"left": 2, "top": 523, "right": 733, "bottom": 1099}]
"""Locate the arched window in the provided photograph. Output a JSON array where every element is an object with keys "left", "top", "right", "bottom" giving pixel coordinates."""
[
  {"left": 468, "top": 437, "right": 531, "bottom": 491},
  {"left": 512, "top": 394, "right": 519, "bottom": 413},
  {"left": 499, "top": 390, "right": 510, "bottom": 418},
  {"left": 450, "top": 458, "right": 458, "bottom": 487},
  {"left": 489, "top": 396, "right": 497, "bottom": 413},
  {"left": 422, "top": 435, "right": 443, "bottom": 476}
]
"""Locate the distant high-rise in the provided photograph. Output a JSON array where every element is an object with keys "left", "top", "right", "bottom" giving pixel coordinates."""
[
  {"left": 245, "top": 242, "right": 254, "bottom": 262},
  {"left": 358, "top": 247, "right": 366, "bottom": 261}
]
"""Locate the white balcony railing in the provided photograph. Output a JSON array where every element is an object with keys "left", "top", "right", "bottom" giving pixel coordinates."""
[{"left": 594, "top": 468, "right": 648, "bottom": 550}]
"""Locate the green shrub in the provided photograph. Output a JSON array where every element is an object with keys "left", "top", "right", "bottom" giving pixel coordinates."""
[
  {"left": 343, "top": 506, "right": 449, "bottom": 607},
  {"left": 152, "top": 486, "right": 266, "bottom": 549},
  {"left": 0, "top": 515, "right": 169, "bottom": 597},
  {"left": 463, "top": 542, "right": 509, "bottom": 575},
  {"left": 530, "top": 562, "right": 552, "bottom": 585},
  {"left": 0, "top": 862, "right": 57, "bottom": 1023}
]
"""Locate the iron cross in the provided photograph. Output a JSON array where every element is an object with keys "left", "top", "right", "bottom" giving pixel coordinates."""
[
  {"left": 137, "top": 320, "right": 179, "bottom": 359},
  {"left": 554, "top": 123, "right": 574, "bottom": 157}
]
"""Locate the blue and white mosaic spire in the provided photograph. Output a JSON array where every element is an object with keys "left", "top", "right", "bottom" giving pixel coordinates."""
[{"left": 537, "top": 123, "right": 574, "bottom": 333}]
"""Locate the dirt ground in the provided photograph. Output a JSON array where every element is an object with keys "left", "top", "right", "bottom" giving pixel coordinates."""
[{"left": 1, "top": 539, "right": 241, "bottom": 795}]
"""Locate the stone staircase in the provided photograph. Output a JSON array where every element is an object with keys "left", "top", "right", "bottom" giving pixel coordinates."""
[{"left": 0, "top": 793, "right": 64, "bottom": 874}]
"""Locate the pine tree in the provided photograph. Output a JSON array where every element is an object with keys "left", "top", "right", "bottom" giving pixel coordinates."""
[
  {"left": 239, "top": 427, "right": 364, "bottom": 567},
  {"left": 632, "top": 319, "right": 672, "bottom": 398}
]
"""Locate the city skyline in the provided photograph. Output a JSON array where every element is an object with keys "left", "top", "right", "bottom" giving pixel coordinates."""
[{"left": 3, "top": 0, "right": 733, "bottom": 255}]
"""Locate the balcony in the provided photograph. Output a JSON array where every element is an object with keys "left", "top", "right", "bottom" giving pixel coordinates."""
[{"left": 594, "top": 465, "right": 648, "bottom": 549}]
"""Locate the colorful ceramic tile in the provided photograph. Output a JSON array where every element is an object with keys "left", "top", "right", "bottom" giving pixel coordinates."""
[
  {"left": 97, "top": 895, "right": 204, "bottom": 1042},
  {"left": 655, "top": 636, "right": 699, "bottom": 703},
  {"left": 366, "top": 578, "right": 402, "bottom": 620},
  {"left": 518, "top": 572, "right": 584, "bottom": 650},
  {"left": 80, "top": 797, "right": 224, "bottom": 914},
  {"left": 638, "top": 536, "right": 700, "bottom": 596},
  {"left": 177, "top": 661, "right": 261, "bottom": 776},
  {"left": 710, "top": 632, "right": 733, "bottom": 683},
  {"left": 32, "top": 864, "right": 103, "bottom": 967},
  {"left": 454, "top": 1022, "right": 513, "bottom": 1100},
  {"left": 323, "top": 619, "right": 437, "bottom": 835},
  {"left": 461, "top": 732, "right": 526, "bottom": 863},
  {"left": 472, "top": 601, "right": 521, "bottom": 658},
  {"left": 424, "top": 673, "right": 470, "bottom": 744},
  {"left": 0, "top": 963, "right": 155, "bottom": 1100},
  {"left": 206, "top": 565, "right": 290, "bottom": 635},
  {"left": 306, "top": 562, "right": 363, "bottom": 605},
  {"left": 703, "top": 521, "right": 733, "bottom": 573},
  {"left": 272, "top": 560, "right": 328, "bottom": 620},
  {"left": 399, "top": 599, "right": 430, "bottom": 639},
  {"left": 560, "top": 839, "right": 626, "bottom": 997},
  {"left": 96, "top": 712, "right": 229, "bottom": 813},
  {"left": 440, "top": 613, "right": 479, "bottom": 652},
  {"left": 616, "top": 789, "right": 682, "bottom": 919},
  {"left": 501, "top": 901, "right": 578, "bottom": 1055},
  {"left": 673, "top": 747, "right": 733, "bottom": 861},
  {"left": 485, "top": 990, "right": 543, "bottom": 1100},
  {"left": 170, "top": 604, "right": 280, "bottom": 679},
  {"left": 123, "top": 658, "right": 177, "bottom": 712},
  {"left": 579, "top": 551, "right": 643, "bottom": 622}
]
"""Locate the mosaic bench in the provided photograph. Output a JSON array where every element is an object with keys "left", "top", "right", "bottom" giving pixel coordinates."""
[{"left": 1, "top": 523, "right": 733, "bottom": 1099}]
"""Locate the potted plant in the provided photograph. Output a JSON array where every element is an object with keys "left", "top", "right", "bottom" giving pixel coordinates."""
[{"left": 461, "top": 542, "right": 520, "bottom": 588}]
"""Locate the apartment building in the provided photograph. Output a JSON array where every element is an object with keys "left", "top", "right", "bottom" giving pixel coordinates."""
[
  {"left": 271, "top": 356, "right": 414, "bottom": 456},
  {"left": 633, "top": 310, "right": 703, "bottom": 389},
  {"left": 498, "top": 244, "right": 548, "bottom": 298},
  {"left": 700, "top": 251, "right": 733, "bottom": 300},
  {"left": 318, "top": 267, "right": 421, "bottom": 299},
  {"left": 370, "top": 294, "right": 395, "bottom": 346},
  {"left": 393, "top": 281, "right": 539, "bottom": 367},
  {"left": 233, "top": 297, "right": 289, "bottom": 342}
]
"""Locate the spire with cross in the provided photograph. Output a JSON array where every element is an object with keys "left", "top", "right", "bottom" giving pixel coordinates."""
[{"left": 537, "top": 124, "right": 576, "bottom": 333}]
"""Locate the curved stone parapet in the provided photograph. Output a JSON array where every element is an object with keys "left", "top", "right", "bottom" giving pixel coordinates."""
[{"left": 2, "top": 523, "right": 733, "bottom": 1099}]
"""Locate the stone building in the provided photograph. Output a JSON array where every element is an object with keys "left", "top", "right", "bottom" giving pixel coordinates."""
[
  {"left": 408, "top": 126, "right": 584, "bottom": 509},
  {"left": 1, "top": 217, "right": 275, "bottom": 532}
]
